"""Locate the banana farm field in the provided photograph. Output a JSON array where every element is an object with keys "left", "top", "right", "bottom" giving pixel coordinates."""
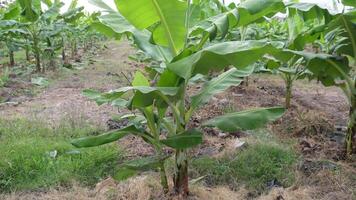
[{"left": 0, "top": 0, "right": 355, "bottom": 199}]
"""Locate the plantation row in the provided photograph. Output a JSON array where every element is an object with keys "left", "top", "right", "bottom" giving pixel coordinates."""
[
  {"left": 0, "top": 0, "right": 101, "bottom": 75},
  {"left": 0, "top": 0, "right": 355, "bottom": 198}
]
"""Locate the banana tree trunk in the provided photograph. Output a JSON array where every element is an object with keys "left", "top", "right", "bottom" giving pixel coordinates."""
[
  {"left": 35, "top": 50, "right": 41, "bottom": 73},
  {"left": 33, "top": 35, "right": 42, "bottom": 73},
  {"left": 25, "top": 47, "right": 30, "bottom": 61},
  {"left": 284, "top": 74, "right": 293, "bottom": 109},
  {"left": 71, "top": 40, "right": 77, "bottom": 59},
  {"left": 173, "top": 150, "right": 189, "bottom": 197},
  {"left": 62, "top": 38, "right": 66, "bottom": 61},
  {"left": 346, "top": 96, "right": 356, "bottom": 158},
  {"left": 62, "top": 48, "right": 66, "bottom": 61},
  {"left": 9, "top": 50, "right": 14, "bottom": 67},
  {"left": 285, "top": 81, "right": 292, "bottom": 109},
  {"left": 49, "top": 50, "right": 55, "bottom": 71}
]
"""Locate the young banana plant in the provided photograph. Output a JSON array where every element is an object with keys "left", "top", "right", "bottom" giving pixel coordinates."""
[
  {"left": 279, "top": 0, "right": 356, "bottom": 158},
  {"left": 266, "top": 56, "right": 309, "bottom": 108},
  {"left": 0, "top": 2, "right": 27, "bottom": 67},
  {"left": 72, "top": 0, "right": 286, "bottom": 196},
  {"left": 263, "top": 2, "right": 335, "bottom": 109}
]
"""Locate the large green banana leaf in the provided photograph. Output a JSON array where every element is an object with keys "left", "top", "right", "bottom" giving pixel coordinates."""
[
  {"left": 115, "top": 0, "right": 187, "bottom": 53},
  {"left": 0, "top": 20, "right": 18, "bottom": 27},
  {"left": 286, "top": 2, "right": 333, "bottom": 22},
  {"left": 121, "top": 155, "right": 170, "bottom": 170},
  {"left": 100, "top": 13, "right": 172, "bottom": 61},
  {"left": 160, "top": 129, "right": 203, "bottom": 149},
  {"left": 2, "top": 4, "right": 20, "bottom": 20},
  {"left": 285, "top": 50, "right": 350, "bottom": 87},
  {"left": 167, "top": 40, "right": 283, "bottom": 80},
  {"left": 61, "top": 7, "right": 85, "bottom": 24},
  {"left": 41, "top": 1, "right": 63, "bottom": 20},
  {"left": 237, "top": 0, "right": 285, "bottom": 27},
  {"left": 190, "top": 8, "right": 238, "bottom": 40},
  {"left": 327, "top": 11, "right": 356, "bottom": 58},
  {"left": 90, "top": 21, "right": 121, "bottom": 39},
  {"left": 83, "top": 86, "right": 179, "bottom": 107},
  {"left": 190, "top": 66, "right": 254, "bottom": 110},
  {"left": 203, "top": 107, "right": 285, "bottom": 132},
  {"left": 190, "top": 0, "right": 285, "bottom": 43},
  {"left": 17, "top": 0, "right": 41, "bottom": 22},
  {"left": 71, "top": 125, "right": 143, "bottom": 148},
  {"left": 89, "top": 0, "right": 173, "bottom": 61}
]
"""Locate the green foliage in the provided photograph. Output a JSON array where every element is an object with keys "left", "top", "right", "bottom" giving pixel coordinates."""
[
  {"left": 191, "top": 143, "right": 297, "bottom": 194},
  {"left": 0, "top": 118, "right": 123, "bottom": 192},
  {"left": 284, "top": 2, "right": 356, "bottom": 156},
  {"left": 77, "top": 0, "right": 288, "bottom": 194},
  {"left": 115, "top": 0, "right": 187, "bottom": 54},
  {"left": 204, "top": 107, "right": 285, "bottom": 132},
  {"left": 0, "top": 0, "right": 101, "bottom": 74},
  {"left": 160, "top": 129, "right": 203, "bottom": 149}
]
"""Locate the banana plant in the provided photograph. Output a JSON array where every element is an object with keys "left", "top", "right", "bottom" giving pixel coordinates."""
[
  {"left": 263, "top": 2, "right": 334, "bottom": 109},
  {"left": 266, "top": 56, "right": 311, "bottom": 108},
  {"left": 16, "top": 0, "right": 87, "bottom": 72},
  {"left": 0, "top": 22, "right": 22, "bottom": 66},
  {"left": 16, "top": 0, "right": 64, "bottom": 72},
  {"left": 278, "top": 0, "right": 356, "bottom": 158},
  {"left": 0, "top": 1, "right": 27, "bottom": 66},
  {"left": 72, "top": 0, "right": 286, "bottom": 196}
]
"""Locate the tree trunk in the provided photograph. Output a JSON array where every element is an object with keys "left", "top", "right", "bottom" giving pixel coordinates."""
[
  {"left": 346, "top": 97, "right": 356, "bottom": 158},
  {"left": 26, "top": 47, "right": 30, "bottom": 61},
  {"left": 173, "top": 150, "right": 189, "bottom": 198},
  {"left": 284, "top": 75, "right": 293, "bottom": 109},
  {"left": 9, "top": 50, "right": 14, "bottom": 66},
  {"left": 49, "top": 51, "right": 55, "bottom": 71},
  {"left": 285, "top": 81, "right": 292, "bottom": 109},
  {"left": 35, "top": 52, "right": 41, "bottom": 73},
  {"left": 62, "top": 38, "right": 66, "bottom": 61},
  {"left": 33, "top": 35, "right": 42, "bottom": 73},
  {"left": 83, "top": 41, "right": 87, "bottom": 52},
  {"left": 71, "top": 40, "right": 77, "bottom": 59},
  {"left": 62, "top": 48, "right": 66, "bottom": 61}
]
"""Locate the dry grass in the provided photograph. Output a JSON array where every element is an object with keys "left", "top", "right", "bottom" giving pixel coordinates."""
[
  {"left": 0, "top": 183, "right": 98, "bottom": 200},
  {"left": 1, "top": 168, "right": 354, "bottom": 200},
  {"left": 257, "top": 187, "right": 313, "bottom": 200}
]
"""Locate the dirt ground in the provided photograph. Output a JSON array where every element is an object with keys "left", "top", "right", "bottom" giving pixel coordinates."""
[
  {"left": 0, "top": 41, "right": 136, "bottom": 128},
  {"left": 0, "top": 41, "right": 355, "bottom": 200}
]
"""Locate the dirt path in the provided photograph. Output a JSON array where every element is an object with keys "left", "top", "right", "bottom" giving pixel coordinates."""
[{"left": 0, "top": 41, "right": 136, "bottom": 128}]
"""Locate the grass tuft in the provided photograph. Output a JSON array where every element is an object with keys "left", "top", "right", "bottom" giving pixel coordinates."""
[
  {"left": 191, "top": 142, "right": 297, "bottom": 194},
  {"left": 0, "top": 118, "right": 123, "bottom": 192}
]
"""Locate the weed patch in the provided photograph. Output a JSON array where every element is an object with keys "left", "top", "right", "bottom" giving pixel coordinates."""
[
  {"left": 0, "top": 118, "right": 123, "bottom": 192},
  {"left": 191, "top": 142, "right": 297, "bottom": 194}
]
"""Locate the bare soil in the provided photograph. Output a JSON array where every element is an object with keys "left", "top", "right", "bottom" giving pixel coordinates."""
[{"left": 0, "top": 41, "right": 137, "bottom": 128}]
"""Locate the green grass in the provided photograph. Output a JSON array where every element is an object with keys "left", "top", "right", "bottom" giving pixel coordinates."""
[
  {"left": 190, "top": 142, "right": 297, "bottom": 194},
  {"left": 0, "top": 118, "right": 123, "bottom": 192}
]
